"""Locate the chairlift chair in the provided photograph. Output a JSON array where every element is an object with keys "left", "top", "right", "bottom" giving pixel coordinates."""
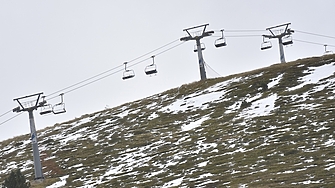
[
  {"left": 214, "top": 29, "right": 227, "bottom": 48},
  {"left": 261, "top": 41, "right": 272, "bottom": 50},
  {"left": 122, "top": 62, "right": 135, "bottom": 80},
  {"left": 53, "top": 93, "right": 66, "bottom": 115},
  {"left": 282, "top": 35, "right": 293, "bottom": 46},
  {"left": 324, "top": 45, "right": 333, "bottom": 55},
  {"left": 194, "top": 43, "right": 206, "bottom": 52},
  {"left": 261, "top": 36, "right": 272, "bottom": 50},
  {"left": 40, "top": 104, "right": 53, "bottom": 115},
  {"left": 39, "top": 96, "right": 53, "bottom": 115},
  {"left": 145, "top": 56, "right": 158, "bottom": 75}
]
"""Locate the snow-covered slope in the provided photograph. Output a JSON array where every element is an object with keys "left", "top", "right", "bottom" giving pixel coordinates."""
[{"left": 1, "top": 54, "right": 335, "bottom": 187}]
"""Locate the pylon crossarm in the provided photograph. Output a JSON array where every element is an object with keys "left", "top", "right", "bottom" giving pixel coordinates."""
[
  {"left": 183, "top": 23, "right": 209, "bottom": 32},
  {"left": 13, "top": 92, "right": 43, "bottom": 101},
  {"left": 180, "top": 30, "right": 214, "bottom": 41},
  {"left": 203, "top": 31, "right": 214, "bottom": 37},
  {"left": 266, "top": 23, "right": 291, "bottom": 31},
  {"left": 13, "top": 92, "right": 44, "bottom": 112}
]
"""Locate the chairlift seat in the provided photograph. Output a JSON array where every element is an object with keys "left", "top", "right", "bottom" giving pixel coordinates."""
[
  {"left": 53, "top": 103, "right": 66, "bottom": 114},
  {"left": 215, "top": 42, "right": 227, "bottom": 48},
  {"left": 325, "top": 50, "right": 333, "bottom": 55},
  {"left": 282, "top": 36, "right": 293, "bottom": 46},
  {"left": 145, "top": 64, "right": 157, "bottom": 75},
  {"left": 122, "top": 75, "right": 135, "bottom": 80},
  {"left": 145, "top": 69, "right": 158, "bottom": 75},
  {"left": 261, "top": 46, "right": 272, "bottom": 50},
  {"left": 261, "top": 41, "right": 272, "bottom": 50},
  {"left": 40, "top": 109, "right": 52, "bottom": 115},
  {"left": 214, "top": 38, "right": 227, "bottom": 48},
  {"left": 122, "top": 70, "right": 135, "bottom": 80},
  {"left": 282, "top": 40, "right": 293, "bottom": 46},
  {"left": 40, "top": 104, "right": 53, "bottom": 115}
]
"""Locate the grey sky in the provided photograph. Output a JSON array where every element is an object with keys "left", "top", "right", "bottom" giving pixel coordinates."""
[{"left": 1, "top": 0, "right": 335, "bottom": 141}]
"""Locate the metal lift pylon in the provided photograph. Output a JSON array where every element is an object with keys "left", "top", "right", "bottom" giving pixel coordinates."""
[
  {"left": 13, "top": 92, "right": 45, "bottom": 181},
  {"left": 180, "top": 24, "right": 214, "bottom": 80},
  {"left": 262, "top": 23, "right": 294, "bottom": 63}
]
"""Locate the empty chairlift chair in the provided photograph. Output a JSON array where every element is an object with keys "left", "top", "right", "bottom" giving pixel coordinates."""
[
  {"left": 145, "top": 56, "right": 158, "bottom": 75},
  {"left": 40, "top": 104, "right": 53, "bottom": 115},
  {"left": 282, "top": 35, "right": 293, "bottom": 46},
  {"left": 324, "top": 44, "right": 333, "bottom": 55},
  {"left": 214, "top": 29, "right": 227, "bottom": 48},
  {"left": 261, "top": 36, "right": 272, "bottom": 50},
  {"left": 39, "top": 96, "right": 53, "bottom": 115},
  {"left": 122, "top": 62, "right": 135, "bottom": 80},
  {"left": 53, "top": 93, "right": 66, "bottom": 115}
]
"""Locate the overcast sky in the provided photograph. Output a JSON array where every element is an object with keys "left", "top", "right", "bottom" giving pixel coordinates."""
[{"left": 1, "top": 0, "right": 335, "bottom": 141}]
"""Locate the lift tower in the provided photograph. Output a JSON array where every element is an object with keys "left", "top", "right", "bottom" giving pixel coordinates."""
[
  {"left": 180, "top": 24, "right": 214, "bottom": 80},
  {"left": 262, "top": 23, "right": 294, "bottom": 63},
  {"left": 13, "top": 92, "right": 45, "bottom": 180}
]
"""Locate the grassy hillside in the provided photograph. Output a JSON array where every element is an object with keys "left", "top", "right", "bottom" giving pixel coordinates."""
[{"left": 1, "top": 54, "right": 335, "bottom": 187}]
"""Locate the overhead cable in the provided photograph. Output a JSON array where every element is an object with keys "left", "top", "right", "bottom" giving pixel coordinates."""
[
  {"left": 295, "top": 30, "right": 335, "bottom": 40},
  {"left": 62, "top": 41, "right": 186, "bottom": 96},
  {"left": 0, "top": 109, "right": 12, "bottom": 118},
  {"left": 45, "top": 38, "right": 182, "bottom": 100},
  {"left": 0, "top": 39, "right": 184, "bottom": 126},
  {"left": 223, "top": 29, "right": 265, "bottom": 32},
  {"left": 294, "top": 39, "right": 335, "bottom": 47},
  {"left": 0, "top": 112, "right": 23, "bottom": 126},
  {"left": 226, "top": 35, "right": 261, "bottom": 38}
]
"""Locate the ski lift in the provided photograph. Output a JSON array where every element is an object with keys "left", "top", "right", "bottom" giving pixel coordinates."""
[
  {"left": 324, "top": 44, "right": 333, "bottom": 55},
  {"left": 53, "top": 93, "right": 66, "bottom": 115},
  {"left": 214, "top": 29, "right": 227, "bottom": 48},
  {"left": 261, "top": 36, "right": 272, "bottom": 50},
  {"left": 122, "top": 62, "right": 135, "bottom": 80},
  {"left": 145, "top": 56, "right": 158, "bottom": 75},
  {"left": 282, "top": 35, "right": 293, "bottom": 46},
  {"left": 39, "top": 96, "right": 53, "bottom": 115},
  {"left": 194, "top": 43, "right": 206, "bottom": 52}
]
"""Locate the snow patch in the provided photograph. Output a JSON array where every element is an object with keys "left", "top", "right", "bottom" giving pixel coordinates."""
[
  {"left": 162, "top": 177, "right": 183, "bottom": 188},
  {"left": 181, "top": 116, "right": 209, "bottom": 132},
  {"left": 240, "top": 94, "right": 278, "bottom": 119},
  {"left": 289, "top": 63, "right": 335, "bottom": 91},
  {"left": 46, "top": 175, "right": 69, "bottom": 188},
  {"left": 268, "top": 74, "right": 284, "bottom": 89}
]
